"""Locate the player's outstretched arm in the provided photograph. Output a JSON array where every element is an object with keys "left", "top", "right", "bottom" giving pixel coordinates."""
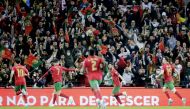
[
  {"left": 62, "top": 67, "right": 78, "bottom": 72},
  {"left": 24, "top": 68, "right": 30, "bottom": 79},
  {"left": 38, "top": 71, "right": 49, "bottom": 82}
]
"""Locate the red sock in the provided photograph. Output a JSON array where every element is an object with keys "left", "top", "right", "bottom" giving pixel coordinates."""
[
  {"left": 59, "top": 93, "right": 69, "bottom": 99},
  {"left": 23, "top": 95, "right": 27, "bottom": 104},
  {"left": 114, "top": 92, "right": 123, "bottom": 96},
  {"left": 16, "top": 91, "right": 22, "bottom": 95},
  {"left": 53, "top": 94, "right": 57, "bottom": 104},
  {"left": 175, "top": 91, "right": 182, "bottom": 99},
  {"left": 93, "top": 90, "right": 102, "bottom": 99},
  {"left": 114, "top": 95, "right": 122, "bottom": 104},
  {"left": 164, "top": 91, "right": 171, "bottom": 99}
]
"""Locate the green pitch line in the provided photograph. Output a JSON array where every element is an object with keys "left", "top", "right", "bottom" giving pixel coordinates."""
[{"left": 0, "top": 106, "right": 190, "bottom": 109}]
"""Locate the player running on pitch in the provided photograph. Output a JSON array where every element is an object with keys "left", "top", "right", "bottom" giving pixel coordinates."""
[
  {"left": 156, "top": 57, "right": 186, "bottom": 106},
  {"left": 107, "top": 63, "right": 127, "bottom": 105},
  {"left": 9, "top": 58, "right": 29, "bottom": 106},
  {"left": 81, "top": 49, "right": 106, "bottom": 109},
  {"left": 38, "top": 59, "right": 77, "bottom": 106}
]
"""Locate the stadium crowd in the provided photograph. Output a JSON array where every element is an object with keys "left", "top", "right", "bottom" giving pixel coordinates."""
[{"left": 0, "top": 0, "right": 190, "bottom": 88}]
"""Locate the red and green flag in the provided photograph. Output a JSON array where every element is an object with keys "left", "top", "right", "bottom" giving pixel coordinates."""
[
  {"left": 67, "top": 7, "right": 74, "bottom": 25},
  {"left": 81, "top": 5, "right": 96, "bottom": 15},
  {"left": 24, "top": 54, "right": 42, "bottom": 68},
  {"left": 0, "top": 46, "right": 12, "bottom": 60},
  {"left": 101, "top": 18, "right": 115, "bottom": 26}
]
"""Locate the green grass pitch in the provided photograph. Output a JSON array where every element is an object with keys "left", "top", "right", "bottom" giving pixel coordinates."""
[{"left": 0, "top": 107, "right": 190, "bottom": 109}]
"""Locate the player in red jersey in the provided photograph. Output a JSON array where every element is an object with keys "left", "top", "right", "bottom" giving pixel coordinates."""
[
  {"left": 107, "top": 63, "right": 127, "bottom": 105},
  {"left": 38, "top": 59, "right": 77, "bottom": 106},
  {"left": 9, "top": 58, "right": 29, "bottom": 106},
  {"left": 81, "top": 49, "right": 106, "bottom": 109},
  {"left": 157, "top": 57, "right": 186, "bottom": 106}
]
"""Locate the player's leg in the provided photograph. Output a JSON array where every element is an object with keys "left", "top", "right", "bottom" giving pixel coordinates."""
[
  {"left": 90, "top": 80, "right": 104, "bottom": 108},
  {"left": 52, "top": 82, "right": 62, "bottom": 105},
  {"left": 14, "top": 86, "right": 22, "bottom": 95},
  {"left": 21, "top": 85, "right": 28, "bottom": 105},
  {"left": 112, "top": 86, "right": 122, "bottom": 104},
  {"left": 97, "top": 80, "right": 106, "bottom": 108},
  {"left": 55, "top": 82, "right": 69, "bottom": 98},
  {"left": 53, "top": 82, "right": 69, "bottom": 105},
  {"left": 169, "top": 82, "right": 186, "bottom": 105},
  {"left": 112, "top": 86, "right": 127, "bottom": 97},
  {"left": 90, "top": 80, "right": 102, "bottom": 100},
  {"left": 21, "top": 85, "right": 27, "bottom": 95},
  {"left": 52, "top": 82, "right": 64, "bottom": 105},
  {"left": 163, "top": 83, "right": 173, "bottom": 106}
]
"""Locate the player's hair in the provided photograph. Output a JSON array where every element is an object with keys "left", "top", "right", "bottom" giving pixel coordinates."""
[
  {"left": 89, "top": 49, "right": 95, "bottom": 56},
  {"left": 15, "top": 58, "right": 21, "bottom": 64},
  {"left": 108, "top": 62, "right": 113, "bottom": 65},
  {"left": 164, "top": 56, "right": 170, "bottom": 62},
  {"left": 51, "top": 58, "right": 59, "bottom": 63}
]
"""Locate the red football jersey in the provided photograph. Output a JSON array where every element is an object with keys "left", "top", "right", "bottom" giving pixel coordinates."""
[
  {"left": 49, "top": 65, "right": 75, "bottom": 83},
  {"left": 12, "top": 64, "right": 28, "bottom": 86},
  {"left": 84, "top": 56, "right": 104, "bottom": 80},
  {"left": 111, "top": 68, "right": 121, "bottom": 86},
  {"left": 162, "top": 63, "right": 174, "bottom": 83}
]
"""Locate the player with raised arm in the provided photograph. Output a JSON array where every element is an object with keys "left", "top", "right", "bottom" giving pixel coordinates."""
[
  {"left": 9, "top": 58, "right": 29, "bottom": 106},
  {"left": 81, "top": 49, "right": 106, "bottom": 109},
  {"left": 38, "top": 59, "right": 77, "bottom": 106},
  {"left": 157, "top": 57, "right": 186, "bottom": 106},
  {"left": 107, "top": 63, "right": 127, "bottom": 105}
]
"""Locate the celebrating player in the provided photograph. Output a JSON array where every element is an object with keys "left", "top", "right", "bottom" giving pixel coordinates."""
[
  {"left": 157, "top": 57, "right": 186, "bottom": 106},
  {"left": 107, "top": 63, "right": 127, "bottom": 105},
  {"left": 9, "top": 58, "right": 29, "bottom": 106},
  {"left": 38, "top": 59, "right": 77, "bottom": 106},
  {"left": 81, "top": 49, "right": 106, "bottom": 109}
]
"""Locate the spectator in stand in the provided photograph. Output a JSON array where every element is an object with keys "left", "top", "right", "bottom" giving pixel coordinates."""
[
  {"left": 122, "top": 66, "right": 134, "bottom": 86},
  {"left": 185, "top": 61, "right": 190, "bottom": 87},
  {"left": 174, "top": 58, "right": 183, "bottom": 86}
]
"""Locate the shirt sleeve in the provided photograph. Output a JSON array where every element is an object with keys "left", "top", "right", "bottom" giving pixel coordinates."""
[
  {"left": 40, "top": 67, "right": 52, "bottom": 79},
  {"left": 24, "top": 67, "right": 29, "bottom": 75},
  {"left": 62, "top": 67, "right": 75, "bottom": 72}
]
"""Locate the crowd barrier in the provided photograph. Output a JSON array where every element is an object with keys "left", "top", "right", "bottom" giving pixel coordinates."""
[{"left": 0, "top": 87, "right": 189, "bottom": 106}]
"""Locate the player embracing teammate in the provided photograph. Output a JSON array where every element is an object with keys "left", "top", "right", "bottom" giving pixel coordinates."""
[{"left": 157, "top": 57, "right": 186, "bottom": 106}]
